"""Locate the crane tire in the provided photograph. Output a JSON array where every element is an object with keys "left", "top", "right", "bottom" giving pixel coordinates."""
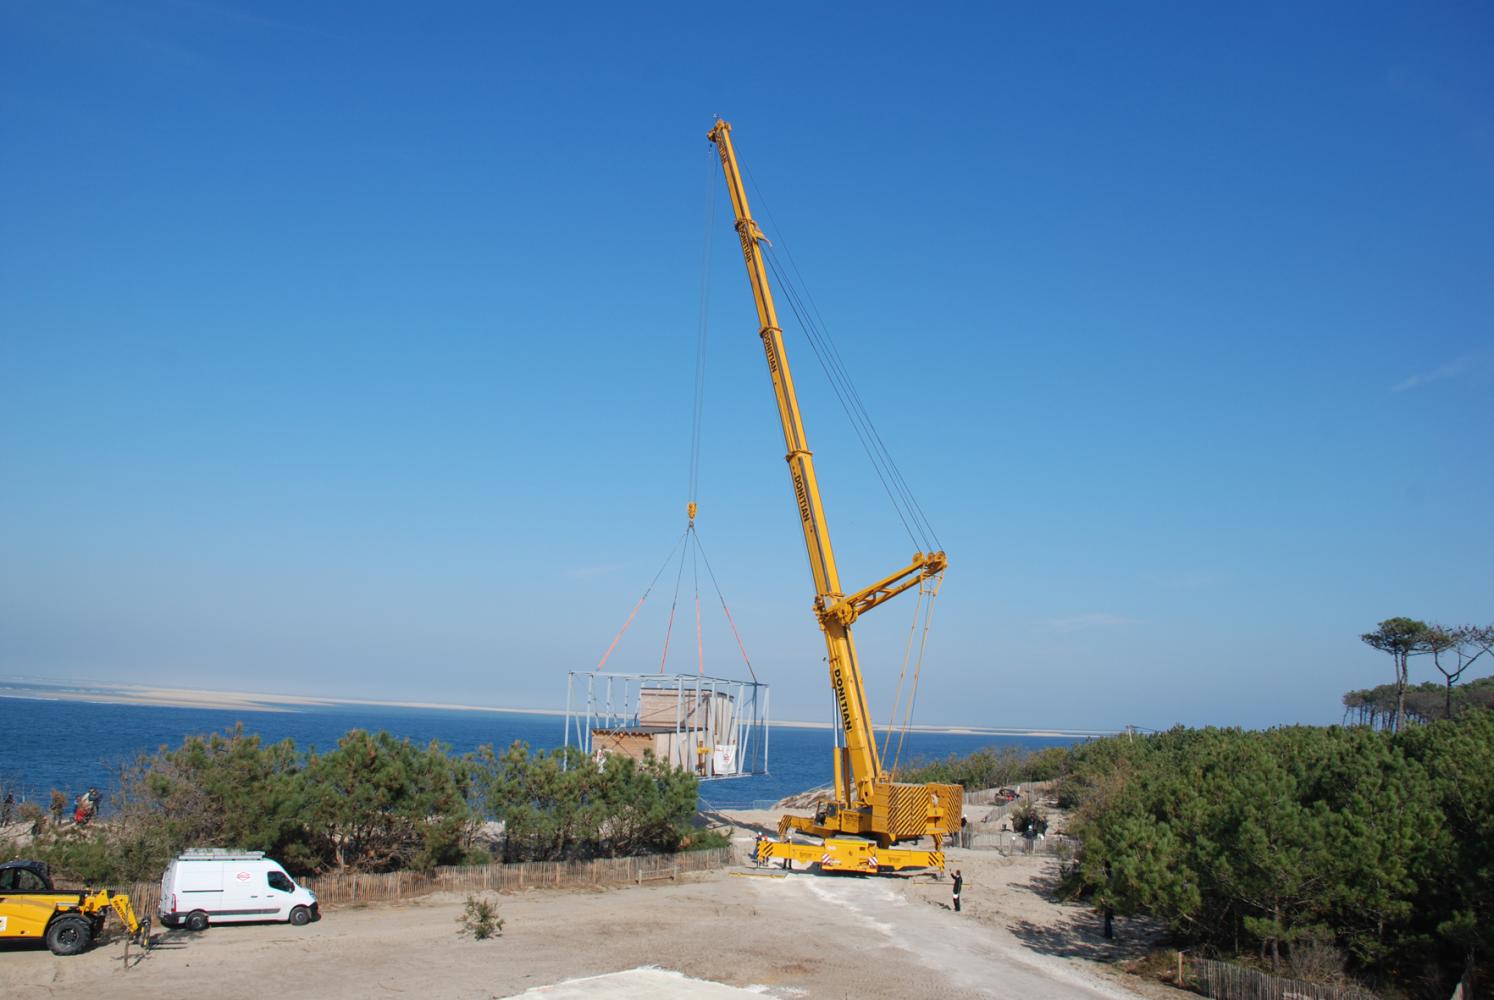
[
  {"left": 289, "top": 906, "right": 311, "bottom": 927},
  {"left": 46, "top": 915, "right": 93, "bottom": 956},
  {"left": 185, "top": 910, "right": 210, "bottom": 933}
]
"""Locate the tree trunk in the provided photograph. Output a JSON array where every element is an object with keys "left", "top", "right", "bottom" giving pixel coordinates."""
[{"left": 1393, "top": 651, "right": 1407, "bottom": 733}]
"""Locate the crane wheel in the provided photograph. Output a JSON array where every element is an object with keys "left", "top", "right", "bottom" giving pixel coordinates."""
[
  {"left": 185, "top": 910, "right": 210, "bottom": 933},
  {"left": 45, "top": 915, "right": 93, "bottom": 956}
]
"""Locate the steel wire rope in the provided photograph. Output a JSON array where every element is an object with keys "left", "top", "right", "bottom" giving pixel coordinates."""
[
  {"left": 761, "top": 249, "right": 922, "bottom": 550},
  {"left": 692, "top": 529, "right": 758, "bottom": 682},
  {"left": 594, "top": 527, "right": 691, "bottom": 671},
  {"left": 757, "top": 210, "right": 942, "bottom": 552},
  {"left": 658, "top": 527, "right": 692, "bottom": 673},
  {"left": 760, "top": 245, "right": 924, "bottom": 549},
  {"left": 692, "top": 529, "right": 704, "bottom": 675},
  {"left": 891, "top": 573, "right": 943, "bottom": 773},
  {"left": 879, "top": 584, "right": 927, "bottom": 770},
  {"left": 767, "top": 247, "right": 937, "bottom": 553},
  {"left": 689, "top": 145, "right": 717, "bottom": 507},
  {"left": 790, "top": 273, "right": 944, "bottom": 555},
  {"left": 746, "top": 167, "right": 943, "bottom": 552}
]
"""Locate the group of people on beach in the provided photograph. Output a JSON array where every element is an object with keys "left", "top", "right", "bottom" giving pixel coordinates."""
[{"left": 0, "top": 786, "right": 101, "bottom": 829}]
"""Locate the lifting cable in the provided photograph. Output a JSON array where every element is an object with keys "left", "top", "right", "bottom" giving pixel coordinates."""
[
  {"left": 594, "top": 527, "right": 690, "bottom": 671},
  {"left": 694, "top": 530, "right": 758, "bottom": 682},
  {"left": 658, "top": 531, "right": 690, "bottom": 673},
  {"left": 688, "top": 144, "right": 716, "bottom": 510},
  {"left": 890, "top": 572, "right": 944, "bottom": 775},
  {"left": 880, "top": 583, "right": 928, "bottom": 768},
  {"left": 600, "top": 144, "right": 755, "bottom": 682},
  {"left": 741, "top": 165, "right": 949, "bottom": 753},
  {"left": 693, "top": 535, "right": 704, "bottom": 675},
  {"left": 745, "top": 166, "right": 942, "bottom": 553}
]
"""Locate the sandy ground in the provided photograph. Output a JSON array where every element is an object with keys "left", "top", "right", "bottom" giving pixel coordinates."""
[{"left": 0, "top": 823, "right": 1169, "bottom": 1000}]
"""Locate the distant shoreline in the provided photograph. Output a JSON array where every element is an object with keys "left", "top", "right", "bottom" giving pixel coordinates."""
[{"left": 0, "top": 679, "right": 1115, "bottom": 738}]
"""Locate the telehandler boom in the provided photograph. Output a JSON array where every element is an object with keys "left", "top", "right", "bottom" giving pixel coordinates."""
[{"left": 707, "top": 120, "right": 960, "bottom": 874}]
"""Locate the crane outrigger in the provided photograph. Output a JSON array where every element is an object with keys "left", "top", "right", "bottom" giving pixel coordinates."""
[{"left": 708, "top": 120, "right": 960, "bottom": 873}]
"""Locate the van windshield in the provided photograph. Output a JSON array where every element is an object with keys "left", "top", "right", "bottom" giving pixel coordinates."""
[{"left": 267, "top": 870, "right": 295, "bottom": 893}]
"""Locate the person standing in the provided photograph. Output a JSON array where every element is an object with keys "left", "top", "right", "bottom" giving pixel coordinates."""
[
  {"left": 1, "top": 791, "right": 14, "bottom": 825},
  {"left": 49, "top": 789, "right": 66, "bottom": 825},
  {"left": 952, "top": 869, "right": 963, "bottom": 913}
]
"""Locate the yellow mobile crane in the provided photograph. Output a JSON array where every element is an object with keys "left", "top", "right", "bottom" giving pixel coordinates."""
[{"left": 708, "top": 120, "right": 960, "bottom": 874}]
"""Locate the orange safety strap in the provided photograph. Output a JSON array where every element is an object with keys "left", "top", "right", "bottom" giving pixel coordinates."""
[
  {"left": 595, "top": 595, "right": 646, "bottom": 672},
  {"left": 694, "top": 591, "right": 704, "bottom": 675}
]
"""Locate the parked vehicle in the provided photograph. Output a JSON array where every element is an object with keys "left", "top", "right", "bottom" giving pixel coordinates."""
[
  {"left": 159, "top": 849, "right": 318, "bottom": 931},
  {"left": 0, "top": 860, "right": 151, "bottom": 956}
]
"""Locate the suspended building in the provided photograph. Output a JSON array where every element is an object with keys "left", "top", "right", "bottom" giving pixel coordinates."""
[{"left": 564, "top": 671, "right": 769, "bottom": 779}]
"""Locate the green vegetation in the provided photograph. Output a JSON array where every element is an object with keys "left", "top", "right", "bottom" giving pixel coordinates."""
[
  {"left": 909, "top": 712, "right": 1492, "bottom": 998},
  {"left": 1062, "top": 715, "right": 1494, "bottom": 997},
  {"left": 457, "top": 893, "right": 504, "bottom": 940},
  {"left": 1359, "top": 620, "right": 1494, "bottom": 731},
  {"left": 4, "top": 726, "right": 700, "bottom": 885},
  {"left": 897, "top": 744, "right": 1069, "bottom": 788},
  {"left": 1344, "top": 677, "right": 1494, "bottom": 730},
  {"left": 476, "top": 743, "right": 699, "bottom": 863}
]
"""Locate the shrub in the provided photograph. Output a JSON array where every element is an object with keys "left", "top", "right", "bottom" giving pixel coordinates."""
[
  {"left": 458, "top": 893, "right": 503, "bottom": 940},
  {"left": 683, "top": 828, "right": 732, "bottom": 851}
]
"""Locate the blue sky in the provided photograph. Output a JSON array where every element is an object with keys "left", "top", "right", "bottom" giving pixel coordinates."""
[{"left": 2, "top": 2, "right": 1490, "bottom": 730}]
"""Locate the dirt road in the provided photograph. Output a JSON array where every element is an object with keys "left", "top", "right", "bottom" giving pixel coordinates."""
[{"left": 0, "top": 850, "right": 1153, "bottom": 999}]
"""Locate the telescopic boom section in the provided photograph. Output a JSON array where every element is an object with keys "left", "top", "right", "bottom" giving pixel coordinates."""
[{"left": 707, "top": 120, "right": 947, "bottom": 817}]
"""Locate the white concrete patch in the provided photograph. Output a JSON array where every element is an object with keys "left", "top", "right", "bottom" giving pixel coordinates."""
[{"left": 504, "top": 966, "right": 776, "bottom": 998}]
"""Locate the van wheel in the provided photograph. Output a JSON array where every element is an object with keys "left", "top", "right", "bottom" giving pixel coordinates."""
[
  {"left": 46, "top": 915, "right": 93, "bottom": 956},
  {"left": 289, "top": 906, "right": 311, "bottom": 927},
  {"left": 185, "top": 910, "right": 210, "bottom": 932}
]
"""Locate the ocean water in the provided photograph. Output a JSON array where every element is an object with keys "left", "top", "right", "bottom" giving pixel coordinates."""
[{"left": 0, "top": 695, "right": 1079, "bottom": 811}]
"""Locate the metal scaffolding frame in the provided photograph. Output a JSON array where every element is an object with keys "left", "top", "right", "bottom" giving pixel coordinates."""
[{"left": 563, "top": 671, "right": 770, "bottom": 780}]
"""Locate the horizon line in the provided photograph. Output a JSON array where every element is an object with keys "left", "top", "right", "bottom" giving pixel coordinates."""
[{"left": 0, "top": 677, "right": 1118, "bottom": 739}]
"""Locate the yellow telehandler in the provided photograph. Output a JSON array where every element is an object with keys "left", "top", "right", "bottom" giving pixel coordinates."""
[{"left": 0, "top": 860, "right": 151, "bottom": 956}]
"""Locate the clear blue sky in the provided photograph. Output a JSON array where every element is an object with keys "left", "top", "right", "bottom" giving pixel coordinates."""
[{"left": 2, "top": 2, "right": 1490, "bottom": 730}]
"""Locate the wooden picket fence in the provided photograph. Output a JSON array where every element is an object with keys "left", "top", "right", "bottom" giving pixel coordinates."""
[
  {"left": 1186, "top": 955, "right": 1379, "bottom": 1000},
  {"left": 123, "top": 845, "right": 736, "bottom": 917}
]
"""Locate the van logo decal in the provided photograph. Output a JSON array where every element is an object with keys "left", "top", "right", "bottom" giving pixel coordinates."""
[{"left": 235, "top": 872, "right": 251, "bottom": 881}]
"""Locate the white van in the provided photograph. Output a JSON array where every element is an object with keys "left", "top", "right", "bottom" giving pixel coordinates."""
[{"left": 159, "top": 849, "right": 319, "bottom": 931}]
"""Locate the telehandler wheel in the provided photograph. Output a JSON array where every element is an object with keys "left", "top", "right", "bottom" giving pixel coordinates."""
[
  {"left": 289, "top": 906, "right": 311, "bottom": 927},
  {"left": 185, "top": 910, "right": 210, "bottom": 933},
  {"left": 45, "top": 915, "right": 93, "bottom": 956}
]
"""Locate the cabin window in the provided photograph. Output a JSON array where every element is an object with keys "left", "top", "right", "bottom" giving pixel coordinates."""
[
  {"left": 0, "top": 868, "right": 48, "bottom": 891},
  {"left": 266, "top": 870, "right": 295, "bottom": 893}
]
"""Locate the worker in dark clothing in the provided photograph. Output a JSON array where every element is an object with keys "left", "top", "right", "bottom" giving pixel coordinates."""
[
  {"left": 1, "top": 792, "right": 13, "bottom": 824},
  {"left": 952, "top": 869, "right": 963, "bottom": 912}
]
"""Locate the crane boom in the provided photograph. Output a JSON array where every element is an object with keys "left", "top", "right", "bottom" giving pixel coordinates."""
[{"left": 708, "top": 119, "right": 959, "bottom": 873}]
